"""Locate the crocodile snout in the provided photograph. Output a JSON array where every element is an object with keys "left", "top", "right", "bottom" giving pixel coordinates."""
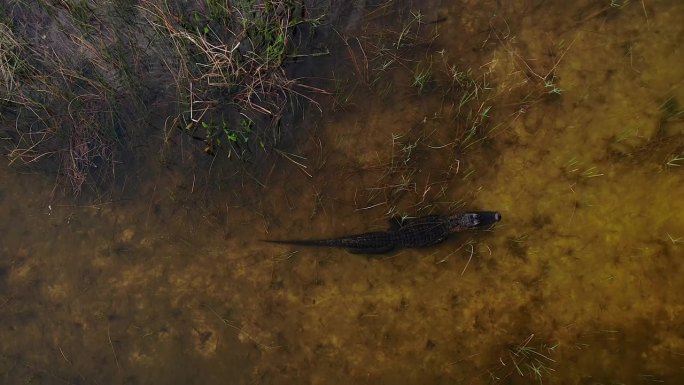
[{"left": 475, "top": 211, "right": 501, "bottom": 228}]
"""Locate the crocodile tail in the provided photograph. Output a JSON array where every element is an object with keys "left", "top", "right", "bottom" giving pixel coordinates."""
[{"left": 262, "top": 239, "right": 343, "bottom": 247}]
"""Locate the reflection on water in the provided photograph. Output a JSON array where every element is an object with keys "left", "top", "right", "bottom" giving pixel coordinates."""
[{"left": 2, "top": 1, "right": 684, "bottom": 384}]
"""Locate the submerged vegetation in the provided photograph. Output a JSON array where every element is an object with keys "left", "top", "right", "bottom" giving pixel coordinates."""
[
  {"left": 334, "top": 5, "right": 547, "bottom": 220},
  {"left": 1, "top": 1, "right": 684, "bottom": 384}
]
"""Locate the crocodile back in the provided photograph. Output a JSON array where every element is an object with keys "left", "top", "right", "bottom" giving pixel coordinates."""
[
  {"left": 395, "top": 216, "right": 451, "bottom": 247},
  {"left": 318, "top": 231, "right": 396, "bottom": 249}
]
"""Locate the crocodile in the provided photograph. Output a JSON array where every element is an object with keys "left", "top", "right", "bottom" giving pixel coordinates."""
[{"left": 265, "top": 211, "right": 501, "bottom": 254}]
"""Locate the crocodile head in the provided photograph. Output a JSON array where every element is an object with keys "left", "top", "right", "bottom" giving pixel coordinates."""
[{"left": 448, "top": 211, "right": 501, "bottom": 232}]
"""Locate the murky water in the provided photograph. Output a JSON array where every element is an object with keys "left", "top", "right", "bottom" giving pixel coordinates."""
[{"left": 2, "top": 1, "right": 684, "bottom": 384}]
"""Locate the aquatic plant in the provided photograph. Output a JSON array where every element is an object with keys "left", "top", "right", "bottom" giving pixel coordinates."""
[
  {"left": 332, "top": 4, "right": 502, "bottom": 217},
  {"left": 610, "top": 0, "right": 629, "bottom": 8},
  {"left": 485, "top": 334, "right": 557, "bottom": 384},
  {"left": 563, "top": 157, "right": 605, "bottom": 180},
  {"left": 411, "top": 61, "right": 433, "bottom": 92},
  {"left": 666, "top": 154, "right": 684, "bottom": 167},
  {"left": 508, "top": 336, "right": 557, "bottom": 384},
  {"left": 660, "top": 96, "right": 684, "bottom": 123}
]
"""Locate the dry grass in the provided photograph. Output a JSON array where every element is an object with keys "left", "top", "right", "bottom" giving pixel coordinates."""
[
  {"left": 0, "top": 22, "right": 20, "bottom": 101},
  {"left": 140, "top": 0, "right": 327, "bottom": 159},
  {"left": 0, "top": 0, "right": 327, "bottom": 194},
  {"left": 1, "top": 6, "right": 127, "bottom": 195}
]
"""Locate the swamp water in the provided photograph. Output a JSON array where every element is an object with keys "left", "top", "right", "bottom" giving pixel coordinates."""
[{"left": 1, "top": 1, "right": 683, "bottom": 384}]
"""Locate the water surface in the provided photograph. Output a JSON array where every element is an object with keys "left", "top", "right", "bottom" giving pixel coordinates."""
[{"left": 1, "top": 1, "right": 683, "bottom": 384}]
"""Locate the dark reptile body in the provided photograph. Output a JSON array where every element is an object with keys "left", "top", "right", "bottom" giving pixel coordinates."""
[
  {"left": 321, "top": 215, "right": 450, "bottom": 249},
  {"left": 266, "top": 212, "right": 501, "bottom": 254}
]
